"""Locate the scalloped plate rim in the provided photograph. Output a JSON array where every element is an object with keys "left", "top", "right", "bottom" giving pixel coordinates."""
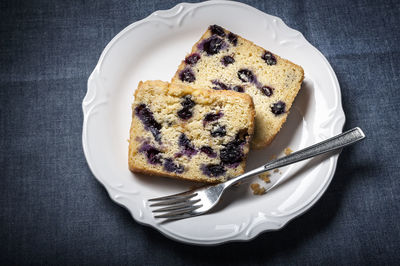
[{"left": 82, "top": 0, "right": 345, "bottom": 245}]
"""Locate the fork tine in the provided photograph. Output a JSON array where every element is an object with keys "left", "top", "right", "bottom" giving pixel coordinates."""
[
  {"left": 152, "top": 199, "right": 201, "bottom": 213},
  {"left": 149, "top": 193, "right": 197, "bottom": 207},
  {"left": 154, "top": 205, "right": 202, "bottom": 219},
  {"left": 148, "top": 191, "right": 195, "bottom": 202}
]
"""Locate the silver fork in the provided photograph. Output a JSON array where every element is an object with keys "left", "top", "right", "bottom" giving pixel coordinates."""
[{"left": 148, "top": 127, "right": 365, "bottom": 221}]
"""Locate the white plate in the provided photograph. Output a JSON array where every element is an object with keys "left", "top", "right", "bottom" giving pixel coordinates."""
[{"left": 82, "top": 1, "right": 345, "bottom": 245}]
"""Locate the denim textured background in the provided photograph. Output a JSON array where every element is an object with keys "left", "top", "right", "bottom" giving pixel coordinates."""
[{"left": 1, "top": 0, "right": 399, "bottom": 265}]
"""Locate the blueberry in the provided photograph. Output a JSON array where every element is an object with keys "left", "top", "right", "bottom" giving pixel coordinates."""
[
  {"left": 146, "top": 148, "right": 162, "bottom": 164},
  {"left": 209, "top": 25, "right": 226, "bottom": 37},
  {"left": 139, "top": 143, "right": 162, "bottom": 165},
  {"left": 271, "top": 101, "right": 286, "bottom": 115},
  {"left": 178, "top": 133, "right": 198, "bottom": 157},
  {"left": 237, "top": 69, "right": 255, "bottom": 83},
  {"left": 135, "top": 104, "right": 162, "bottom": 142},
  {"left": 178, "top": 133, "right": 191, "bottom": 147},
  {"left": 163, "top": 158, "right": 184, "bottom": 174},
  {"left": 262, "top": 51, "right": 277, "bottom": 65},
  {"left": 211, "top": 80, "right": 229, "bottom": 90},
  {"left": 211, "top": 125, "right": 226, "bottom": 137},
  {"left": 200, "top": 146, "right": 217, "bottom": 158},
  {"left": 232, "top": 85, "right": 244, "bottom": 93},
  {"left": 179, "top": 68, "right": 195, "bottom": 83},
  {"left": 227, "top": 32, "right": 238, "bottom": 46},
  {"left": 181, "top": 95, "right": 195, "bottom": 108},
  {"left": 234, "top": 129, "right": 249, "bottom": 145},
  {"left": 204, "top": 112, "right": 223, "bottom": 125},
  {"left": 221, "top": 55, "right": 235, "bottom": 66},
  {"left": 201, "top": 164, "right": 226, "bottom": 177},
  {"left": 185, "top": 53, "right": 201, "bottom": 65},
  {"left": 203, "top": 36, "right": 226, "bottom": 55},
  {"left": 177, "top": 108, "right": 192, "bottom": 120},
  {"left": 220, "top": 142, "right": 243, "bottom": 165},
  {"left": 174, "top": 152, "right": 183, "bottom": 158},
  {"left": 219, "top": 130, "right": 249, "bottom": 165},
  {"left": 260, "top": 86, "right": 273, "bottom": 97},
  {"left": 177, "top": 96, "right": 195, "bottom": 120}
]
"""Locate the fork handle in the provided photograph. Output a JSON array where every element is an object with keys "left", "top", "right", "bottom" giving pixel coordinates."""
[{"left": 225, "top": 127, "right": 366, "bottom": 187}]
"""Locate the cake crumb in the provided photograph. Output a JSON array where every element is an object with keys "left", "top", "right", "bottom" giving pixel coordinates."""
[
  {"left": 274, "top": 169, "right": 279, "bottom": 173},
  {"left": 269, "top": 154, "right": 277, "bottom": 160},
  {"left": 258, "top": 172, "right": 271, "bottom": 183},
  {"left": 250, "top": 183, "right": 266, "bottom": 195},
  {"left": 284, "top": 147, "right": 293, "bottom": 155}
]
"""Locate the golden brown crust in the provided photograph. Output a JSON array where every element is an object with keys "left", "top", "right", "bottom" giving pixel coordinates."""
[{"left": 129, "top": 164, "right": 222, "bottom": 184}]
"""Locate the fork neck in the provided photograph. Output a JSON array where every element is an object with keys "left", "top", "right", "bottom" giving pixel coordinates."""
[{"left": 224, "top": 166, "right": 266, "bottom": 188}]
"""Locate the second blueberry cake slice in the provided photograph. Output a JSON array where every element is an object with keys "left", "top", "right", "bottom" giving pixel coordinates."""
[
  {"left": 129, "top": 80, "right": 255, "bottom": 183},
  {"left": 172, "top": 25, "right": 304, "bottom": 149}
]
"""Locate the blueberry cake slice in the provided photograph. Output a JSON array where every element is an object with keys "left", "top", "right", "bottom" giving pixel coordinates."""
[
  {"left": 128, "top": 80, "right": 255, "bottom": 183},
  {"left": 172, "top": 25, "right": 304, "bottom": 149}
]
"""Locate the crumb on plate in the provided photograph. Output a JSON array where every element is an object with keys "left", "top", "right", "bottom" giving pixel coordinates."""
[
  {"left": 250, "top": 183, "right": 266, "bottom": 195},
  {"left": 284, "top": 147, "right": 293, "bottom": 155},
  {"left": 258, "top": 172, "right": 271, "bottom": 183}
]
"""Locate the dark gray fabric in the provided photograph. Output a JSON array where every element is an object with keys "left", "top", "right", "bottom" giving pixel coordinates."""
[{"left": 1, "top": 0, "right": 399, "bottom": 265}]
